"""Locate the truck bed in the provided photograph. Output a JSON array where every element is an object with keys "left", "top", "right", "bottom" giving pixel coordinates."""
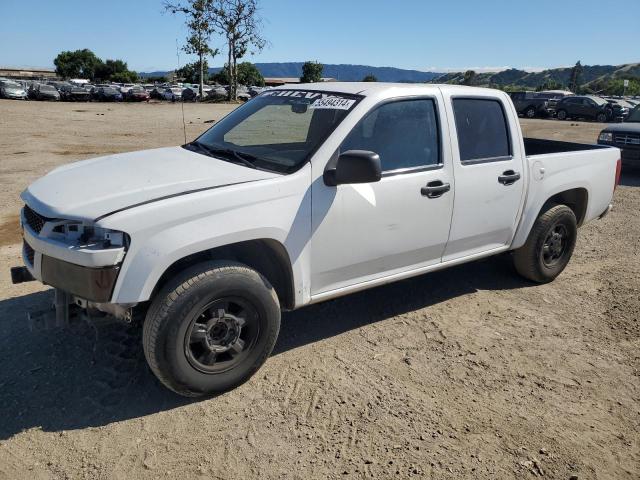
[{"left": 524, "top": 137, "right": 610, "bottom": 157}]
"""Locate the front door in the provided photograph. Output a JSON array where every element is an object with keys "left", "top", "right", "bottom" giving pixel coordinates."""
[{"left": 310, "top": 95, "right": 455, "bottom": 296}]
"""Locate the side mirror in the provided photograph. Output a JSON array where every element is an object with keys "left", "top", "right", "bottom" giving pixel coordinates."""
[{"left": 324, "top": 150, "right": 382, "bottom": 186}]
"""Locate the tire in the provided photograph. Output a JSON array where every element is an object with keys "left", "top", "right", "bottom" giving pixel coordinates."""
[
  {"left": 596, "top": 112, "right": 607, "bottom": 123},
  {"left": 143, "top": 260, "right": 281, "bottom": 397},
  {"left": 556, "top": 109, "right": 568, "bottom": 120},
  {"left": 525, "top": 106, "right": 537, "bottom": 119},
  {"left": 513, "top": 204, "right": 577, "bottom": 284}
]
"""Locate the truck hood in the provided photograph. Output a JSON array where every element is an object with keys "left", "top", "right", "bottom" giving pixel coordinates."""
[
  {"left": 602, "top": 122, "right": 640, "bottom": 133},
  {"left": 22, "top": 146, "right": 280, "bottom": 221}
]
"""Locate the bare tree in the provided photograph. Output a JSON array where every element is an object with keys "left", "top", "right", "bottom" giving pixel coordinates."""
[
  {"left": 210, "top": 0, "right": 266, "bottom": 100},
  {"left": 165, "top": 0, "right": 218, "bottom": 98}
]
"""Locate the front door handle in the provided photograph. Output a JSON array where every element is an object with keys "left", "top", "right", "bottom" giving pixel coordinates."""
[
  {"left": 421, "top": 180, "right": 451, "bottom": 198},
  {"left": 498, "top": 170, "right": 521, "bottom": 185}
]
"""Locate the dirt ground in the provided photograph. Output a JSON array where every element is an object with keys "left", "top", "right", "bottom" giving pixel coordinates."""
[{"left": 0, "top": 99, "right": 638, "bottom": 480}]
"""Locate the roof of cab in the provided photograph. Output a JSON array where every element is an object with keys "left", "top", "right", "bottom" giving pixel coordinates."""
[{"left": 268, "top": 81, "right": 500, "bottom": 97}]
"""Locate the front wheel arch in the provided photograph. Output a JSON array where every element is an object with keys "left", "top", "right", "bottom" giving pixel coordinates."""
[{"left": 151, "top": 239, "right": 296, "bottom": 311}]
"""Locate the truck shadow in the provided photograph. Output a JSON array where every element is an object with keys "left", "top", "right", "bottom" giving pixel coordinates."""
[{"left": 0, "top": 255, "right": 530, "bottom": 440}]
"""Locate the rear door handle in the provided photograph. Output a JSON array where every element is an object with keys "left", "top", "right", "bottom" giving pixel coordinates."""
[
  {"left": 421, "top": 181, "right": 451, "bottom": 198},
  {"left": 498, "top": 170, "right": 521, "bottom": 185}
]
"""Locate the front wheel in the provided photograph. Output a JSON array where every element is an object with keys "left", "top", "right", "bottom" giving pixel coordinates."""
[
  {"left": 525, "top": 106, "right": 537, "bottom": 118},
  {"left": 513, "top": 205, "right": 577, "bottom": 283},
  {"left": 556, "top": 109, "right": 568, "bottom": 120},
  {"left": 596, "top": 112, "right": 608, "bottom": 123},
  {"left": 143, "top": 260, "right": 281, "bottom": 397}
]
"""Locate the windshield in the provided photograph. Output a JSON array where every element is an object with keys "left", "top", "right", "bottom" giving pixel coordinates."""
[
  {"left": 628, "top": 106, "right": 640, "bottom": 122},
  {"left": 190, "top": 90, "right": 362, "bottom": 173},
  {"left": 589, "top": 96, "right": 608, "bottom": 106}
]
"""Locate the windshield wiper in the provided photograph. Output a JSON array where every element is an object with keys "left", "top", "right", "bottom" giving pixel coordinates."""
[{"left": 188, "top": 141, "right": 258, "bottom": 169}]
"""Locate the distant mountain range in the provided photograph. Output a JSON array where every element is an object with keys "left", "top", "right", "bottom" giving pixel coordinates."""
[
  {"left": 140, "top": 61, "right": 640, "bottom": 89},
  {"left": 432, "top": 63, "right": 640, "bottom": 88},
  {"left": 141, "top": 62, "right": 441, "bottom": 83}
]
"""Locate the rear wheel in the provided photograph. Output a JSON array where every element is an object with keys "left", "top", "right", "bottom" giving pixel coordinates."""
[
  {"left": 513, "top": 205, "right": 577, "bottom": 283},
  {"left": 143, "top": 260, "right": 281, "bottom": 397},
  {"left": 596, "top": 112, "right": 608, "bottom": 123},
  {"left": 556, "top": 109, "right": 568, "bottom": 120},
  {"left": 525, "top": 106, "right": 537, "bottom": 118}
]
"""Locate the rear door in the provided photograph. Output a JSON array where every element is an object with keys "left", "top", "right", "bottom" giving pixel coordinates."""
[{"left": 440, "top": 91, "right": 526, "bottom": 261}]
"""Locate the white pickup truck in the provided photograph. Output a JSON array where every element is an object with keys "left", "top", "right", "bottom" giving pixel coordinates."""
[{"left": 12, "top": 83, "right": 621, "bottom": 397}]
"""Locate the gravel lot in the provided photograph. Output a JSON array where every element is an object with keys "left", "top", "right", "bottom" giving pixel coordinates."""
[{"left": 0, "top": 100, "right": 638, "bottom": 480}]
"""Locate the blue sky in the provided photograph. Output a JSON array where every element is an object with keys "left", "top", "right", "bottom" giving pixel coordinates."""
[{"left": 1, "top": 0, "right": 639, "bottom": 73}]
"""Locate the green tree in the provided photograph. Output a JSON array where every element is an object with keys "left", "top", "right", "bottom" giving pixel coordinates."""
[
  {"left": 210, "top": 0, "right": 266, "bottom": 100},
  {"left": 536, "top": 79, "right": 564, "bottom": 91},
  {"left": 212, "top": 62, "right": 264, "bottom": 86},
  {"left": 143, "top": 75, "right": 169, "bottom": 83},
  {"left": 53, "top": 49, "right": 102, "bottom": 79},
  {"left": 300, "top": 61, "right": 323, "bottom": 83},
  {"left": 176, "top": 60, "right": 210, "bottom": 83},
  {"left": 362, "top": 74, "right": 377, "bottom": 82},
  {"left": 94, "top": 59, "right": 137, "bottom": 82},
  {"left": 165, "top": 0, "right": 219, "bottom": 97},
  {"left": 568, "top": 61, "right": 583, "bottom": 93},
  {"left": 462, "top": 70, "right": 477, "bottom": 86}
]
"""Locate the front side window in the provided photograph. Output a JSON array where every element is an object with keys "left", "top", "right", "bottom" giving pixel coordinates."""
[
  {"left": 340, "top": 99, "right": 440, "bottom": 172},
  {"left": 452, "top": 98, "right": 511, "bottom": 162},
  {"left": 193, "top": 90, "right": 362, "bottom": 173}
]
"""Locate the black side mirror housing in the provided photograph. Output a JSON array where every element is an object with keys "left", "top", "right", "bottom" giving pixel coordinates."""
[{"left": 324, "top": 150, "right": 382, "bottom": 186}]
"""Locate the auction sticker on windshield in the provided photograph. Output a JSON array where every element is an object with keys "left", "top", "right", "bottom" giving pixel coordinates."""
[
  {"left": 310, "top": 96, "right": 356, "bottom": 110},
  {"left": 261, "top": 90, "right": 358, "bottom": 110}
]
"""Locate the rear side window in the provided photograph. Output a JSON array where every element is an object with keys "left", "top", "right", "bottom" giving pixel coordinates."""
[
  {"left": 452, "top": 98, "right": 511, "bottom": 162},
  {"left": 341, "top": 99, "right": 440, "bottom": 172}
]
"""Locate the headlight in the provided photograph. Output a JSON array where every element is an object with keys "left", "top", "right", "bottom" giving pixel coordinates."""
[
  {"left": 53, "top": 221, "right": 128, "bottom": 248},
  {"left": 598, "top": 132, "right": 613, "bottom": 143}
]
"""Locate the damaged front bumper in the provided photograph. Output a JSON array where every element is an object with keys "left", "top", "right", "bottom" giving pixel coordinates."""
[{"left": 12, "top": 204, "right": 134, "bottom": 328}]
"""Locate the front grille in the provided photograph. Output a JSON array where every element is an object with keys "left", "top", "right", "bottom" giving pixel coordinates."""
[
  {"left": 23, "top": 240, "right": 35, "bottom": 266},
  {"left": 614, "top": 133, "right": 640, "bottom": 147},
  {"left": 23, "top": 205, "right": 49, "bottom": 234}
]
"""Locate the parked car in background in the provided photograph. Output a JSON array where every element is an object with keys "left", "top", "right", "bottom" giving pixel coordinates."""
[
  {"left": 606, "top": 98, "right": 636, "bottom": 114},
  {"left": 162, "top": 87, "right": 183, "bottom": 101},
  {"left": 555, "top": 95, "right": 628, "bottom": 122},
  {"left": 206, "top": 85, "right": 228, "bottom": 100},
  {"left": 181, "top": 87, "right": 198, "bottom": 102},
  {"left": 59, "top": 84, "right": 91, "bottom": 102},
  {"left": 28, "top": 83, "right": 60, "bottom": 101},
  {"left": 0, "top": 80, "right": 28, "bottom": 100},
  {"left": 46, "top": 81, "right": 70, "bottom": 92},
  {"left": 509, "top": 91, "right": 555, "bottom": 118},
  {"left": 249, "top": 86, "right": 266, "bottom": 97},
  {"left": 598, "top": 104, "right": 640, "bottom": 168},
  {"left": 119, "top": 84, "right": 136, "bottom": 96},
  {"left": 149, "top": 86, "right": 165, "bottom": 100},
  {"left": 126, "top": 86, "right": 150, "bottom": 102},
  {"left": 91, "top": 86, "right": 123, "bottom": 102}
]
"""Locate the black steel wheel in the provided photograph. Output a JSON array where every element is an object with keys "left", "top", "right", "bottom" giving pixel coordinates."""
[
  {"left": 184, "top": 297, "right": 260, "bottom": 374},
  {"left": 513, "top": 204, "right": 577, "bottom": 283},
  {"left": 143, "top": 260, "right": 281, "bottom": 397},
  {"left": 541, "top": 224, "right": 569, "bottom": 267}
]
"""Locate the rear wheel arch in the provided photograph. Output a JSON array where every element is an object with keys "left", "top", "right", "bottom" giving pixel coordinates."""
[
  {"left": 151, "top": 239, "right": 296, "bottom": 311},
  {"left": 539, "top": 188, "right": 589, "bottom": 226}
]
